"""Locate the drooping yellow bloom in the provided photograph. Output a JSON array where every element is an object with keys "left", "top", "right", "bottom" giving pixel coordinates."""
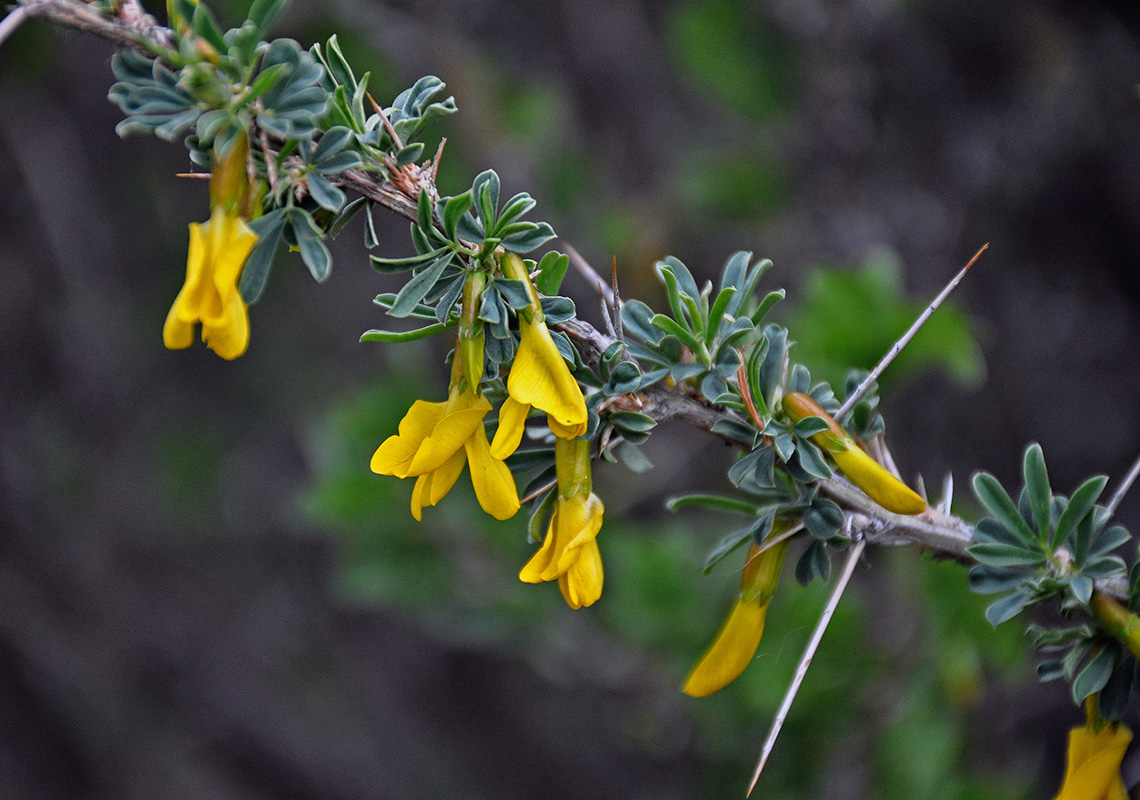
[
  {"left": 163, "top": 205, "right": 257, "bottom": 360},
  {"left": 371, "top": 383, "right": 520, "bottom": 521},
  {"left": 490, "top": 253, "right": 588, "bottom": 459},
  {"left": 782, "top": 392, "right": 925, "bottom": 515},
  {"left": 683, "top": 530, "right": 791, "bottom": 697},
  {"left": 1054, "top": 700, "right": 1132, "bottom": 800},
  {"left": 520, "top": 436, "right": 604, "bottom": 608}
]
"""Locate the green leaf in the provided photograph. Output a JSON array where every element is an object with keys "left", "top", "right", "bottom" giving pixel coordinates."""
[
  {"left": 322, "top": 34, "right": 356, "bottom": 88},
  {"left": 442, "top": 192, "right": 473, "bottom": 242},
  {"left": 967, "top": 565, "right": 1026, "bottom": 594},
  {"left": 307, "top": 172, "right": 345, "bottom": 212},
  {"left": 604, "top": 362, "right": 642, "bottom": 396},
  {"left": 492, "top": 192, "right": 537, "bottom": 235},
  {"left": 614, "top": 440, "right": 653, "bottom": 473},
  {"left": 650, "top": 314, "right": 701, "bottom": 353},
  {"left": 1089, "top": 525, "right": 1131, "bottom": 559},
  {"left": 803, "top": 504, "right": 840, "bottom": 540},
  {"left": 750, "top": 289, "right": 785, "bottom": 325},
  {"left": 758, "top": 324, "right": 788, "bottom": 407},
  {"left": 701, "top": 526, "right": 755, "bottom": 574},
  {"left": 967, "top": 542, "right": 1046, "bottom": 568},
  {"left": 369, "top": 246, "right": 449, "bottom": 273},
  {"left": 1069, "top": 574, "right": 1094, "bottom": 605},
  {"left": 536, "top": 252, "right": 569, "bottom": 296},
  {"left": 239, "top": 208, "right": 287, "bottom": 303},
  {"left": 495, "top": 279, "right": 531, "bottom": 311},
  {"left": 388, "top": 251, "right": 454, "bottom": 317},
  {"left": 795, "top": 540, "right": 831, "bottom": 586},
  {"left": 984, "top": 591, "right": 1031, "bottom": 627},
  {"left": 705, "top": 286, "right": 736, "bottom": 347},
  {"left": 665, "top": 494, "right": 758, "bottom": 515},
  {"left": 1072, "top": 645, "right": 1117, "bottom": 703},
  {"left": 1056, "top": 475, "right": 1109, "bottom": 549},
  {"left": 972, "top": 517, "right": 1029, "bottom": 547},
  {"left": 539, "top": 296, "right": 574, "bottom": 325},
  {"left": 501, "top": 222, "right": 556, "bottom": 253},
  {"left": 247, "top": 0, "right": 289, "bottom": 37},
  {"left": 972, "top": 471, "right": 1036, "bottom": 545},
  {"left": 289, "top": 210, "right": 331, "bottom": 281},
  {"left": 527, "top": 488, "right": 556, "bottom": 544},
  {"left": 360, "top": 322, "right": 448, "bottom": 343},
  {"left": 190, "top": 3, "right": 227, "bottom": 53},
  {"left": 1022, "top": 443, "right": 1052, "bottom": 543},
  {"left": 610, "top": 411, "right": 657, "bottom": 434},
  {"left": 793, "top": 416, "right": 831, "bottom": 438}
]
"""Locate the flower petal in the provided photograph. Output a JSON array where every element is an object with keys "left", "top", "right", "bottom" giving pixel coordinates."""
[
  {"left": 547, "top": 414, "right": 587, "bottom": 440},
  {"left": 1054, "top": 723, "right": 1133, "bottom": 800},
  {"left": 508, "top": 317, "right": 587, "bottom": 429},
  {"left": 682, "top": 598, "right": 769, "bottom": 698},
  {"left": 550, "top": 491, "right": 604, "bottom": 577},
  {"left": 558, "top": 537, "right": 603, "bottom": 609},
  {"left": 520, "top": 520, "right": 558, "bottom": 584},
  {"left": 490, "top": 397, "right": 531, "bottom": 461},
  {"left": 371, "top": 400, "right": 448, "bottom": 477},
  {"left": 465, "top": 422, "right": 520, "bottom": 520},
  {"left": 407, "top": 394, "right": 490, "bottom": 475}
]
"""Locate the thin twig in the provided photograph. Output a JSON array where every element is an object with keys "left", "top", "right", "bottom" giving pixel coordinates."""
[
  {"left": 753, "top": 522, "right": 804, "bottom": 556},
  {"left": 565, "top": 243, "right": 615, "bottom": 305},
  {"left": 0, "top": 5, "right": 28, "bottom": 47},
  {"left": 1106, "top": 451, "right": 1140, "bottom": 517},
  {"left": 747, "top": 537, "right": 868, "bottom": 796},
  {"left": 837, "top": 244, "right": 987, "bottom": 420}
]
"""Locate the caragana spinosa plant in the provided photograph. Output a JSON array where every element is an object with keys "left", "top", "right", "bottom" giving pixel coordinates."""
[{"left": 7, "top": 0, "right": 1140, "bottom": 793}]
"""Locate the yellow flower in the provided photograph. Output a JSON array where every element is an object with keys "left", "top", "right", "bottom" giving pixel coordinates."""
[
  {"left": 1054, "top": 714, "right": 1132, "bottom": 800},
  {"left": 371, "top": 385, "right": 520, "bottom": 521},
  {"left": 782, "top": 392, "right": 925, "bottom": 515},
  {"left": 163, "top": 205, "right": 257, "bottom": 360},
  {"left": 490, "top": 253, "right": 588, "bottom": 459},
  {"left": 683, "top": 532, "right": 791, "bottom": 698},
  {"left": 520, "top": 437, "right": 604, "bottom": 608}
]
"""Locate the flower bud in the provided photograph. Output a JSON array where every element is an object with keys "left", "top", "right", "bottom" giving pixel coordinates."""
[{"left": 782, "top": 392, "right": 925, "bottom": 515}]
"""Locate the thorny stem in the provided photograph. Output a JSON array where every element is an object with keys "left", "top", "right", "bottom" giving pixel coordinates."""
[{"left": 14, "top": 0, "right": 1131, "bottom": 601}]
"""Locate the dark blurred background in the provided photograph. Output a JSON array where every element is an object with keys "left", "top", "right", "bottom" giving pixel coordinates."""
[{"left": 2, "top": 0, "right": 1140, "bottom": 797}]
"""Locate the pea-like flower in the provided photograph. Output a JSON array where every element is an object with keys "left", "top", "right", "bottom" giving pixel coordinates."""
[
  {"left": 683, "top": 530, "right": 791, "bottom": 697},
  {"left": 490, "top": 253, "right": 588, "bottom": 460},
  {"left": 520, "top": 437, "right": 604, "bottom": 608},
  {"left": 371, "top": 385, "right": 520, "bottom": 521},
  {"left": 1053, "top": 708, "right": 1132, "bottom": 800},
  {"left": 163, "top": 205, "right": 257, "bottom": 360}
]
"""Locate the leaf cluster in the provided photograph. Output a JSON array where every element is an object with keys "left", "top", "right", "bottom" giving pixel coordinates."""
[{"left": 969, "top": 443, "right": 1136, "bottom": 711}]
